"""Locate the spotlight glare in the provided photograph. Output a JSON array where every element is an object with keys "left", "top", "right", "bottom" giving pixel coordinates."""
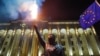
[
  {"left": 19, "top": 1, "right": 39, "bottom": 20},
  {"left": 29, "top": 3, "right": 38, "bottom": 20}
]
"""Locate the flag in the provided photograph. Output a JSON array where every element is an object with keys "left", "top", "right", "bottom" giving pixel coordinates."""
[{"left": 79, "top": 0, "right": 100, "bottom": 29}]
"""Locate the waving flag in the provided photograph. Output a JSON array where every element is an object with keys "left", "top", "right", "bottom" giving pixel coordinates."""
[{"left": 79, "top": 0, "right": 100, "bottom": 29}]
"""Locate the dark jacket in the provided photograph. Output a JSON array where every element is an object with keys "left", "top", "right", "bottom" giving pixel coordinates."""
[{"left": 34, "top": 25, "right": 65, "bottom": 56}]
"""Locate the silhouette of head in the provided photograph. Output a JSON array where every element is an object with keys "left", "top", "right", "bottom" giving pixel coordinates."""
[{"left": 48, "top": 34, "right": 56, "bottom": 45}]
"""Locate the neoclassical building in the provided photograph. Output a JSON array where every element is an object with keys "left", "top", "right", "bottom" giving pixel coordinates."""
[{"left": 0, "top": 20, "right": 100, "bottom": 56}]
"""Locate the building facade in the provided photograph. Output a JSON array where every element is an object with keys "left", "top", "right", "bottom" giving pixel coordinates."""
[{"left": 0, "top": 21, "right": 100, "bottom": 56}]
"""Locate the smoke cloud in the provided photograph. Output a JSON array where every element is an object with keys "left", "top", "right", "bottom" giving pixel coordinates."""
[{"left": 0, "top": 0, "right": 44, "bottom": 22}]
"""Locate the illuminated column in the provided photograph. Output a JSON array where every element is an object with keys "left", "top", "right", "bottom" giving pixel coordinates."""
[
  {"left": 20, "top": 29, "right": 31, "bottom": 56},
  {"left": 34, "top": 29, "right": 39, "bottom": 56},
  {"left": 0, "top": 30, "right": 13, "bottom": 56},
  {"left": 86, "top": 28, "right": 100, "bottom": 55},
  {"left": 57, "top": 25, "right": 60, "bottom": 43},
  {"left": 0, "top": 30, "right": 7, "bottom": 49},
  {"left": 52, "top": 29, "right": 58, "bottom": 42},
  {"left": 30, "top": 29, "right": 35, "bottom": 56},
  {"left": 10, "top": 29, "right": 21, "bottom": 56},
  {"left": 69, "top": 28, "right": 80, "bottom": 56},
  {"left": 77, "top": 28, "right": 90, "bottom": 56},
  {"left": 43, "top": 29, "right": 48, "bottom": 42},
  {"left": 65, "top": 26, "right": 71, "bottom": 56}
]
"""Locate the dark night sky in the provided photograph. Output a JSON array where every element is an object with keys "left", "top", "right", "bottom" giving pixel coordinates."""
[
  {"left": 39, "top": 0, "right": 94, "bottom": 20},
  {"left": 40, "top": 0, "right": 100, "bottom": 36}
]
